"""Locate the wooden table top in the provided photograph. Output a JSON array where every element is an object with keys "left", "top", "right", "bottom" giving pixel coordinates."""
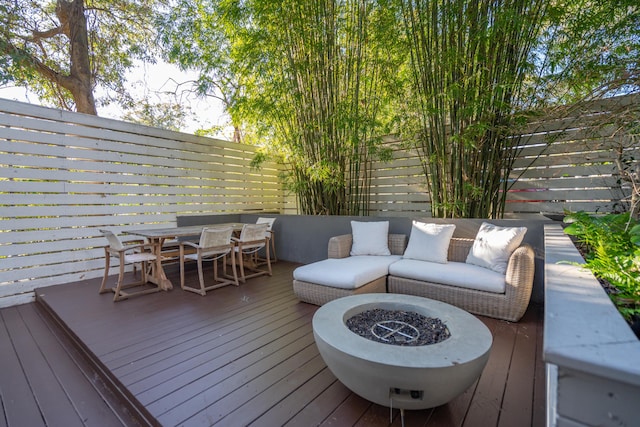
[{"left": 126, "top": 223, "right": 246, "bottom": 239}]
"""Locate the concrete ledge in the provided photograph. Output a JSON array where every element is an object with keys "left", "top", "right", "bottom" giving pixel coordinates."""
[{"left": 544, "top": 224, "right": 640, "bottom": 426}]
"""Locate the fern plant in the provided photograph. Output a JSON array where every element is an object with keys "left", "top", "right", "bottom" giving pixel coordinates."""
[{"left": 564, "top": 211, "right": 640, "bottom": 320}]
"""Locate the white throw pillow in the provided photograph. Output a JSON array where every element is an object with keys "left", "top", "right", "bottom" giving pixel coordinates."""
[
  {"left": 403, "top": 222, "right": 456, "bottom": 263},
  {"left": 350, "top": 221, "right": 391, "bottom": 256},
  {"left": 466, "top": 222, "right": 527, "bottom": 274}
]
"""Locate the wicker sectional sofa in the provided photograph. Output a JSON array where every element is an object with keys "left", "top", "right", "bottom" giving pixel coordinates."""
[{"left": 293, "top": 230, "right": 535, "bottom": 322}]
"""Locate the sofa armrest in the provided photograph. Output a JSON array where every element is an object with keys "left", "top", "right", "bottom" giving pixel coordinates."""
[
  {"left": 328, "top": 234, "right": 353, "bottom": 258},
  {"left": 449, "top": 238, "right": 535, "bottom": 321},
  {"left": 504, "top": 243, "right": 536, "bottom": 320}
]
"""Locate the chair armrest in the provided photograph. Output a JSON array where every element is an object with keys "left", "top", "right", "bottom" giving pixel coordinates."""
[
  {"left": 232, "top": 236, "right": 267, "bottom": 248},
  {"left": 124, "top": 238, "right": 146, "bottom": 245},
  {"left": 125, "top": 242, "right": 155, "bottom": 252},
  {"left": 328, "top": 234, "right": 353, "bottom": 258},
  {"left": 106, "top": 242, "right": 154, "bottom": 256},
  {"left": 180, "top": 240, "right": 200, "bottom": 249}
]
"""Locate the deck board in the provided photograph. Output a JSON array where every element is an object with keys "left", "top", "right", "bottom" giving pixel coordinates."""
[
  {"left": 16, "top": 303, "right": 126, "bottom": 427},
  {"left": 0, "top": 304, "right": 126, "bottom": 427},
  {"left": 532, "top": 305, "right": 546, "bottom": 427},
  {"left": 463, "top": 319, "right": 517, "bottom": 426},
  {"left": 321, "top": 394, "right": 373, "bottom": 426},
  {"left": 4, "top": 306, "right": 86, "bottom": 427},
  {"left": 0, "top": 261, "right": 545, "bottom": 426},
  {"left": 0, "top": 307, "right": 48, "bottom": 427},
  {"left": 498, "top": 308, "right": 538, "bottom": 427},
  {"left": 283, "top": 379, "right": 351, "bottom": 426}
]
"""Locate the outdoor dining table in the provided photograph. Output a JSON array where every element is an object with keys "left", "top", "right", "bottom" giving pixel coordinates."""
[{"left": 126, "top": 223, "right": 246, "bottom": 291}]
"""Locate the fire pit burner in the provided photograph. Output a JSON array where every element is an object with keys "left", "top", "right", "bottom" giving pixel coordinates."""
[{"left": 346, "top": 308, "right": 450, "bottom": 346}]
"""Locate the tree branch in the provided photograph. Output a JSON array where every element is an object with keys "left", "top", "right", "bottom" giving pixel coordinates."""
[
  {"left": 1, "top": 36, "right": 74, "bottom": 91},
  {"left": 30, "top": 26, "right": 65, "bottom": 41}
]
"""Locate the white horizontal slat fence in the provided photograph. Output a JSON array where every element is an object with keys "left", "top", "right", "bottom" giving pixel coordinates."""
[
  {"left": 369, "top": 137, "right": 430, "bottom": 217},
  {"left": 368, "top": 93, "right": 637, "bottom": 217},
  {"left": 0, "top": 99, "right": 285, "bottom": 302},
  {"left": 506, "top": 94, "right": 638, "bottom": 215}
]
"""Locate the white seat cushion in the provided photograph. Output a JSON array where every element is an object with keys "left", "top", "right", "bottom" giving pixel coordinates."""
[
  {"left": 293, "top": 255, "right": 402, "bottom": 289},
  {"left": 388, "top": 259, "right": 506, "bottom": 294}
]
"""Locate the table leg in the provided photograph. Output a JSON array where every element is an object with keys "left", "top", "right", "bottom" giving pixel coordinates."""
[{"left": 148, "top": 237, "right": 173, "bottom": 290}]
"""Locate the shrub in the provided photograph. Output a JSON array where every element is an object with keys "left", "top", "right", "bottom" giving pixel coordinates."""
[{"left": 564, "top": 211, "right": 640, "bottom": 320}]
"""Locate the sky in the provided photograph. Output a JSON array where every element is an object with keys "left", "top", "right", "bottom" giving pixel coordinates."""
[{"left": 0, "top": 61, "right": 229, "bottom": 138}]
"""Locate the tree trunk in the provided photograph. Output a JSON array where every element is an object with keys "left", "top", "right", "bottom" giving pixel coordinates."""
[
  {"left": 56, "top": 0, "right": 97, "bottom": 115},
  {"left": 233, "top": 125, "right": 242, "bottom": 144}
]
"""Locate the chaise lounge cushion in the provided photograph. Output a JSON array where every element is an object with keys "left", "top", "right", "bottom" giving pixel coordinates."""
[{"left": 293, "top": 255, "right": 402, "bottom": 289}]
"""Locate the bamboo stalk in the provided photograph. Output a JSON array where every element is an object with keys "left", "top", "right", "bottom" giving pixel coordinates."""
[
  {"left": 401, "top": 0, "right": 547, "bottom": 218},
  {"left": 268, "top": 0, "right": 393, "bottom": 215}
]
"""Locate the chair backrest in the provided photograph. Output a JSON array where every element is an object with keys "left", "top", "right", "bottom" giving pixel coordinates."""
[
  {"left": 100, "top": 229, "right": 125, "bottom": 251},
  {"left": 256, "top": 217, "right": 275, "bottom": 231},
  {"left": 199, "top": 227, "right": 233, "bottom": 255},
  {"left": 238, "top": 223, "right": 269, "bottom": 250}
]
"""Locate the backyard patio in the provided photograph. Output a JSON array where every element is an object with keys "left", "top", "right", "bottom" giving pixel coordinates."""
[
  {"left": 2, "top": 92, "right": 638, "bottom": 427},
  {"left": 1, "top": 260, "right": 545, "bottom": 427},
  {"left": 2, "top": 1, "right": 639, "bottom": 424}
]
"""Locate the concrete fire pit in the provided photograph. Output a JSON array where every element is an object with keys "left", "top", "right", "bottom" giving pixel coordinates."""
[{"left": 312, "top": 293, "right": 492, "bottom": 410}]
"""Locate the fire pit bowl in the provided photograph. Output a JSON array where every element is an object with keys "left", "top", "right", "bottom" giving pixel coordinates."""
[{"left": 312, "top": 294, "right": 492, "bottom": 410}]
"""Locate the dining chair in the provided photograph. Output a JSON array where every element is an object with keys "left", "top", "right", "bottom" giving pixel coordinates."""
[
  {"left": 179, "top": 227, "right": 238, "bottom": 295},
  {"left": 256, "top": 217, "right": 277, "bottom": 263},
  {"left": 232, "top": 223, "right": 272, "bottom": 282},
  {"left": 98, "top": 229, "right": 160, "bottom": 302}
]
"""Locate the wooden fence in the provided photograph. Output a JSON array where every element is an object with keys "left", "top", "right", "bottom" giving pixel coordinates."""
[
  {"left": 0, "top": 99, "right": 284, "bottom": 304},
  {"left": 369, "top": 93, "right": 638, "bottom": 217},
  {"left": 507, "top": 94, "right": 638, "bottom": 215},
  {"left": 1, "top": 94, "right": 636, "bottom": 303}
]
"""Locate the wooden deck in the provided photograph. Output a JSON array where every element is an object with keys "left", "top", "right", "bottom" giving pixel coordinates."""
[{"left": 2, "top": 261, "right": 545, "bottom": 427}]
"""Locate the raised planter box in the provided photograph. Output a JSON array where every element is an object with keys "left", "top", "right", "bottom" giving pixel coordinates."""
[{"left": 544, "top": 224, "right": 640, "bottom": 427}]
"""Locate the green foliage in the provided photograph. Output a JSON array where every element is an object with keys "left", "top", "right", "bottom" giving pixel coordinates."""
[
  {"left": 172, "top": 0, "right": 404, "bottom": 215},
  {"left": 535, "top": 0, "right": 640, "bottom": 103},
  {"left": 399, "top": 0, "right": 547, "bottom": 218},
  {"left": 147, "top": 0, "right": 640, "bottom": 217},
  {"left": 0, "top": 0, "right": 165, "bottom": 112},
  {"left": 158, "top": 0, "right": 242, "bottom": 139},
  {"left": 122, "top": 101, "right": 188, "bottom": 132},
  {"left": 564, "top": 211, "right": 640, "bottom": 319}
]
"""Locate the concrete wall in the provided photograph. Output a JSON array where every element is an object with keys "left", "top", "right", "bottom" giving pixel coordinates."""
[
  {"left": 544, "top": 224, "right": 640, "bottom": 426},
  {"left": 178, "top": 214, "right": 551, "bottom": 304}
]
